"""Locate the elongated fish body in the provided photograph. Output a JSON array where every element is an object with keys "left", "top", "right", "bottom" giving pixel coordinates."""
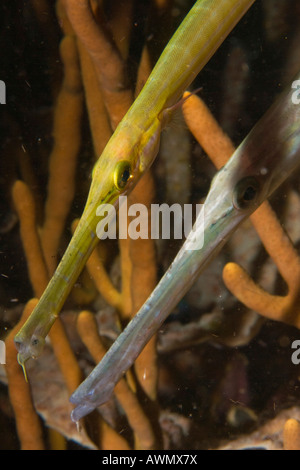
[
  {"left": 70, "top": 73, "right": 300, "bottom": 422},
  {"left": 14, "top": 0, "right": 255, "bottom": 374}
]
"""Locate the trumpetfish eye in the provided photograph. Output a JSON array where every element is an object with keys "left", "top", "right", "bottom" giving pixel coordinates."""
[
  {"left": 114, "top": 161, "right": 132, "bottom": 190},
  {"left": 232, "top": 176, "right": 260, "bottom": 210}
]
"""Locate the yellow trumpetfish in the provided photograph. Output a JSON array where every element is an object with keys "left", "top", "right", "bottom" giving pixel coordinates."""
[{"left": 14, "top": 0, "right": 255, "bottom": 371}]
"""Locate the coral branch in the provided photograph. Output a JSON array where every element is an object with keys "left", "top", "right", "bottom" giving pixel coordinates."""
[
  {"left": 77, "top": 311, "right": 156, "bottom": 450},
  {"left": 41, "top": 35, "right": 83, "bottom": 275},
  {"left": 182, "top": 91, "right": 235, "bottom": 170},
  {"left": 77, "top": 41, "right": 112, "bottom": 156},
  {"left": 128, "top": 172, "right": 158, "bottom": 401},
  {"left": 63, "top": 0, "right": 133, "bottom": 128},
  {"left": 223, "top": 203, "right": 300, "bottom": 326},
  {"left": 283, "top": 418, "right": 300, "bottom": 450},
  {"left": 50, "top": 320, "right": 82, "bottom": 394},
  {"left": 12, "top": 180, "right": 82, "bottom": 434},
  {"left": 107, "top": 0, "right": 134, "bottom": 60},
  {"left": 5, "top": 299, "right": 45, "bottom": 450},
  {"left": 99, "top": 420, "right": 131, "bottom": 451},
  {"left": 71, "top": 219, "right": 122, "bottom": 312},
  {"left": 12, "top": 181, "right": 49, "bottom": 298}
]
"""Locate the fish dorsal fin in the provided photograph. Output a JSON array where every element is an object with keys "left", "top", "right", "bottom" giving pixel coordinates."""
[{"left": 158, "top": 87, "right": 203, "bottom": 125}]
